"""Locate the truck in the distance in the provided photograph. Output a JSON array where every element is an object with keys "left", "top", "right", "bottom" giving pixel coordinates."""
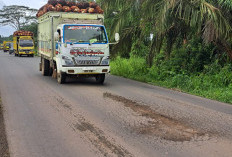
[
  {"left": 37, "top": 2, "right": 119, "bottom": 84},
  {"left": 13, "top": 31, "right": 35, "bottom": 57},
  {"left": 3, "top": 41, "right": 11, "bottom": 52},
  {"left": 0, "top": 43, "right": 3, "bottom": 50}
]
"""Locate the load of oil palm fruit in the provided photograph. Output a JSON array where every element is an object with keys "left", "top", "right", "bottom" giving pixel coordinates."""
[
  {"left": 36, "top": 0, "right": 104, "bottom": 17},
  {"left": 13, "top": 31, "right": 34, "bottom": 36}
]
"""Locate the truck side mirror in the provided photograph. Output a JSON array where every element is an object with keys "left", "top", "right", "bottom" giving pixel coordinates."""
[
  {"left": 115, "top": 33, "right": 120, "bottom": 42},
  {"left": 54, "top": 32, "right": 59, "bottom": 41}
]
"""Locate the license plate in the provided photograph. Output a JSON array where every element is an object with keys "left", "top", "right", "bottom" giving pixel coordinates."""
[
  {"left": 78, "top": 60, "right": 98, "bottom": 65},
  {"left": 84, "top": 70, "right": 94, "bottom": 73},
  {"left": 83, "top": 67, "right": 96, "bottom": 71}
]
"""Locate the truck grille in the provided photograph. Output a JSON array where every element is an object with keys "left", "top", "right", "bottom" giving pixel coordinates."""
[
  {"left": 22, "top": 50, "right": 30, "bottom": 53},
  {"left": 74, "top": 56, "right": 101, "bottom": 66}
]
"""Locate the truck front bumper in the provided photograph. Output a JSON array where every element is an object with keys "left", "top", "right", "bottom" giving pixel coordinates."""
[
  {"left": 19, "top": 51, "right": 35, "bottom": 55},
  {"left": 61, "top": 66, "right": 110, "bottom": 75}
]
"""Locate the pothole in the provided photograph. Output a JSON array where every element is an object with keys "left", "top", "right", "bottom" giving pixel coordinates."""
[{"left": 103, "top": 92, "right": 206, "bottom": 142}]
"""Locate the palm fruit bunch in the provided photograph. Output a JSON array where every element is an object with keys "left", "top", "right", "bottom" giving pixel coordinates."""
[
  {"left": 36, "top": 0, "right": 104, "bottom": 18},
  {"left": 13, "top": 31, "right": 34, "bottom": 36}
]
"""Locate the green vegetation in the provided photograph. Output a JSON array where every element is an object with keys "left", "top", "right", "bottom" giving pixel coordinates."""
[
  {"left": 111, "top": 56, "right": 232, "bottom": 104},
  {"left": 0, "top": 35, "right": 13, "bottom": 43},
  {"left": 99, "top": 0, "right": 232, "bottom": 103}
]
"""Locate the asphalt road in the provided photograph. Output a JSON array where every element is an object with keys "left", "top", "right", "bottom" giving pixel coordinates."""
[{"left": 0, "top": 51, "right": 232, "bottom": 157}]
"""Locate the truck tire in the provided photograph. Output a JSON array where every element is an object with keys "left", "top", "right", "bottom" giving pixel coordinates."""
[
  {"left": 96, "top": 74, "right": 105, "bottom": 84},
  {"left": 49, "top": 67, "right": 53, "bottom": 76},
  {"left": 57, "top": 72, "right": 66, "bottom": 84},
  {"left": 42, "top": 58, "right": 50, "bottom": 76}
]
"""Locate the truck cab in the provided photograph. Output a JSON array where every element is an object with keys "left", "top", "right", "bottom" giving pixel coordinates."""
[
  {"left": 55, "top": 24, "right": 110, "bottom": 79},
  {"left": 0, "top": 44, "right": 3, "bottom": 50},
  {"left": 14, "top": 36, "right": 35, "bottom": 57},
  {"left": 38, "top": 12, "right": 119, "bottom": 84},
  {"left": 3, "top": 41, "right": 11, "bottom": 52}
]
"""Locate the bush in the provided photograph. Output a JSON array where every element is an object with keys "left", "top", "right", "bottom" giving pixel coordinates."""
[{"left": 110, "top": 57, "right": 232, "bottom": 104}]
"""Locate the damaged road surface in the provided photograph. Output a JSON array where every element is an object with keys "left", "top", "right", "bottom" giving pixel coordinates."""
[{"left": 0, "top": 52, "right": 232, "bottom": 157}]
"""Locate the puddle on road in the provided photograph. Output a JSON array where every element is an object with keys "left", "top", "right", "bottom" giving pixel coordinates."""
[{"left": 103, "top": 92, "right": 206, "bottom": 142}]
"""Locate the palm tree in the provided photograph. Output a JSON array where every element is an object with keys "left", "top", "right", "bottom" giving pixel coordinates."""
[
  {"left": 99, "top": 0, "right": 143, "bottom": 57},
  {"left": 145, "top": 0, "right": 232, "bottom": 64},
  {"left": 99, "top": 0, "right": 232, "bottom": 65}
]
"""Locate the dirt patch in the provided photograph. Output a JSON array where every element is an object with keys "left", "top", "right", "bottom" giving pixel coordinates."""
[
  {"left": 74, "top": 120, "right": 132, "bottom": 157},
  {"left": 0, "top": 98, "right": 10, "bottom": 157},
  {"left": 49, "top": 94, "right": 132, "bottom": 157},
  {"left": 103, "top": 92, "right": 205, "bottom": 142},
  {"left": 55, "top": 96, "right": 72, "bottom": 111}
]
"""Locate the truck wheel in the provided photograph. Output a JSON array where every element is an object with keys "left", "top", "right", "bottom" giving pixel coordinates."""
[
  {"left": 96, "top": 74, "right": 105, "bottom": 84},
  {"left": 42, "top": 58, "right": 50, "bottom": 76},
  {"left": 57, "top": 72, "right": 66, "bottom": 84},
  {"left": 49, "top": 67, "right": 53, "bottom": 76}
]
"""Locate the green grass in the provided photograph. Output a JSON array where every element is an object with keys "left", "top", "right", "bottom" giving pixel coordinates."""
[{"left": 110, "top": 57, "right": 232, "bottom": 104}]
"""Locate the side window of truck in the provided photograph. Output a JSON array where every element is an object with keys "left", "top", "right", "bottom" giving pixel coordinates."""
[{"left": 57, "top": 29, "right": 61, "bottom": 42}]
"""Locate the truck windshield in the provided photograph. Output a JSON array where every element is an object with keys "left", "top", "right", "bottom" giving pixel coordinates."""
[
  {"left": 64, "top": 25, "right": 108, "bottom": 44},
  {"left": 19, "top": 40, "right": 34, "bottom": 47}
]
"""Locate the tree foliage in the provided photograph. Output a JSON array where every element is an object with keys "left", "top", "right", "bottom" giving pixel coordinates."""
[
  {"left": 99, "top": 0, "right": 232, "bottom": 65},
  {"left": 0, "top": 5, "right": 37, "bottom": 30},
  {"left": 0, "top": 35, "right": 13, "bottom": 43}
]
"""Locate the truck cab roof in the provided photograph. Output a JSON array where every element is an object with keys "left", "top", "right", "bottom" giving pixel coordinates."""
[{"left": 57, "top": 24, "right": 105, "bottom": 30}]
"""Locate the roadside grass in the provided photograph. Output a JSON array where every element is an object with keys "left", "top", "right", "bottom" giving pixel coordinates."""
[
  {"left": 0, "top": 97, "right": 10, "bottom": 157},
  {"left": 110, "top": 57, "right": 232, "bottom": 104}
]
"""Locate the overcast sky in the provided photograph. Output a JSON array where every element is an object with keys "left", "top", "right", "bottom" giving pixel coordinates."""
[
  {"left": 1, "top": 0, "right": 46, "bottom": 9},
  {"left": 0, "top": 0, "right": 47, "bottom": 36}
]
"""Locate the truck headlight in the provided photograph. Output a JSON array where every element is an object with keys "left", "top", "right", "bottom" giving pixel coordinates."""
[
  {"left": 101, "top": 56, "right": 110, "bottom": 65},
  {"left": 62, "top": 55, "right": 74, "bottom": 66}
]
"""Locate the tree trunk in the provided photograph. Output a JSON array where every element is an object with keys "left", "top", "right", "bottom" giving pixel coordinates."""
[
  {"left": 215, "top": 40, "right": 232, "bottom": 61},
  {"left": 146, "top": 36, "right": 163, "bottom": 67}
]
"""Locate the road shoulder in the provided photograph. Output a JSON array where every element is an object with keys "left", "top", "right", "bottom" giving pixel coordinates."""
[{"left": 0, "top": 96, "right": 10, "bottom": 157}]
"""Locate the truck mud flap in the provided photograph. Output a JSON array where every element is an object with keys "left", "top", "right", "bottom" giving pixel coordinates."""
[{"left": 39, "top": 62, "right": 42, "bottom": 71}]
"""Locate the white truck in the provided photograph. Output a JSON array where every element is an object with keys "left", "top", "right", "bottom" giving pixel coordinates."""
[{"left": 38, "top": 12, "right": 119, "bottom": 84}]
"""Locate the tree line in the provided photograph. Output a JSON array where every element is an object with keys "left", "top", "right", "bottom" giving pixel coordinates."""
[
  {"left": 99, "top": 0, "right": 232, "bottom": 103},
  {"left": 98, "top": 0, "right": 232, "bottom": 66},
  {"left": 0, "top": 5, "right": 37, "bottom": 40}
]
